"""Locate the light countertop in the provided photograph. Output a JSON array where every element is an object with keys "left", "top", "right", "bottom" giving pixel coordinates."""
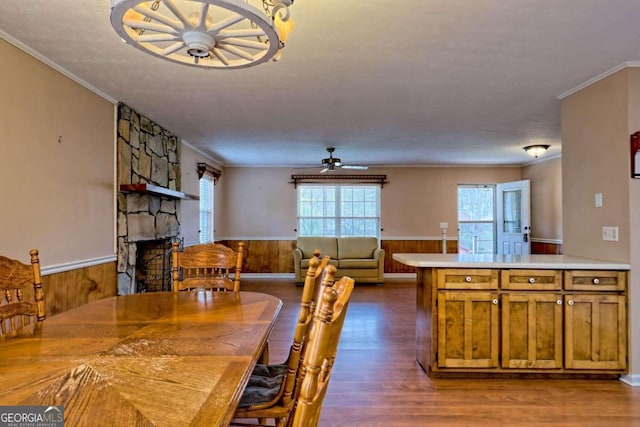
[{"left": 392, "top": 253, "right": 630, "bottom": 270}]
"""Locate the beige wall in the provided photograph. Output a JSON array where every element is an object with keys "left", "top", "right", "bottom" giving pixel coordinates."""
[
  {"left": 219, "top": 168, "right": 296, "bottom": 239},
  {"left": 1, "top": 40, "right": 115, "bottom": 266},
  {"left": 561, "top": 67, "right": 640, "bottom": 380},
  {"left": 561, "top": 70, "right": 631, "bottom": 262},
  {"left": 629, "top": 69, "right": 640, "bottom": 383},
  {"left": 218, "top": 166, "right": 522, "bottom": 239},
  {"left": 522, "top": 157, "right": 563, "bottom": 240},
  {"left": 380, "top": 166, "right": 522, "bottom": 238}
]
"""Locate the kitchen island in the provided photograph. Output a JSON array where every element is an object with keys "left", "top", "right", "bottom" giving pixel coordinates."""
[{"left": 393, "top": 253, "right": 630, "bottom": 378}]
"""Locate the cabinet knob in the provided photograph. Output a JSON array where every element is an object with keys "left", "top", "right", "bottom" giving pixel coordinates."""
[
  {"left": 568, "top": 300, "right": 574, "bottom": 306},
  {"left": 556, "top": 300, "right": 562, "bottom": 305},
  {"left": 492, "top": 299, "right": 498, "bottom": 305},
  {"left": 529, "top": 277, "right": 536, "bottom": 284},
  {"left": 592, "top": 278, "right": 600, "bottom": 285},
  {"left": 465, "top": 276, "right": 472, "bottom": 282}
]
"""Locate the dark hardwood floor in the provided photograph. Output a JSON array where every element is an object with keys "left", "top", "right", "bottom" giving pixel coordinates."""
[{"left": 241, "top": 278, "right": 640, "bottom": 427}]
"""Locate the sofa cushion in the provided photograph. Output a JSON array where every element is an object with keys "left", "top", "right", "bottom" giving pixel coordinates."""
[
  {"left": 301, "top": 258, "right": 339, "bottom": 269},
  {"left": 337, "top": 237, "right": 378, "bottom": 259},
  {"left": 339, "top": 259, "right": 379, "bottom": 269},
  {"left": 296, "top": 236, "right": 338, "bottom": 259}
]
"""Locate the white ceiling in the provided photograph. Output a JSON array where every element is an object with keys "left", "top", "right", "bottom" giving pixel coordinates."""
[{"left": 3, "top": 0, "right": 640, "bottom": 168}]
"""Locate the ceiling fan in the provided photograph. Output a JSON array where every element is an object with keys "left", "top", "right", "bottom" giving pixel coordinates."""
[{"left": 318, "top": 147, "right": 368, "bottom": 173}]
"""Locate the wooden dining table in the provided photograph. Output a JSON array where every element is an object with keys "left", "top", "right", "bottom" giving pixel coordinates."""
[{"left": 0, "top": 291, "right": 282, "bottom": 427}]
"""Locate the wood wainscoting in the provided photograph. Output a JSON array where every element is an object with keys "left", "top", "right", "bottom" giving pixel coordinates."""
[
  {"left": 220, "top": 239, "right": 455, "bottom": 274},
  {"left": 219, "top": 240, "right": 297, "bottom": 274},
  {"left": 220, "top": 239, "right": 561, "bottom": 274},
  {"left": 383, "top": 239, "right": 458, "bottom": 273},
  {"left": 43, "top": 261, "right": 117, "bottom": 316},
  {"left": 531, "top": 240, "right": 563, "bottom": 254}
]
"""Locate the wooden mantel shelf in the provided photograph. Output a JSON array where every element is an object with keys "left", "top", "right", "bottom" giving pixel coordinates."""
[{"left": 119, "top": 184, "right": 198, "bottom": 200}]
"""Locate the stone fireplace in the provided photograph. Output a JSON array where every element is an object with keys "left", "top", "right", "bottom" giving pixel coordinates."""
[{"left": 116, "top": 103, "right": 182, "bottom": 295}]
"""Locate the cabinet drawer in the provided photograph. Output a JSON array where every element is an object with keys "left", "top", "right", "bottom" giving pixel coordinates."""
[
  {"left": 501, "top": 269, "right": 562, "bottom": 290},
  {"left": 564, "top": 270, "right": 626, "bottom": 292},
  {"left": 437, "top": 269, "right": 498, "bottom": 289}
]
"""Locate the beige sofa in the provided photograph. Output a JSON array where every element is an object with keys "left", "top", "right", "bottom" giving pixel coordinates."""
[{"left": 293, "top": 236, "right": 385, "bottom": 284}]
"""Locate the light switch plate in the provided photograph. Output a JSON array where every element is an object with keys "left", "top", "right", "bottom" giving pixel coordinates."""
[
  {"left": 602, "top": 226, "right": 619, "bottom": 241},
  {"left": 595, "top": 193, "right": 603, "bottom": 208}
]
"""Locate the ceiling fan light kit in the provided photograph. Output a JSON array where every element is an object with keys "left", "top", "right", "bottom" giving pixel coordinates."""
[
  {"left": 319, "top": 147, "right": 368, "bottom": 173},
  {"left": 110, "top": 0, "right": 294, "bottom": 69}
]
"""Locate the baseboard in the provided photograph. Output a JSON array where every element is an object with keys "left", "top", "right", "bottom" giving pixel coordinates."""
[
  {"left": 242, "top": 273, "right": 296, "bottom": 279},
  {"left": 620, "top": 374, "right": 640, "bottom": 387}
]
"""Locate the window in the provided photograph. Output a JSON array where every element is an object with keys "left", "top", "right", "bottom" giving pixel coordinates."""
[
  {"left": 297, "top": 184, "right": 380, "bottom": 238},
  {"left": 199, "top": 175, "right": 214, "bottom": 243},
  {"left": 457, "top": 184, "right": 495, "bottom": 254}
]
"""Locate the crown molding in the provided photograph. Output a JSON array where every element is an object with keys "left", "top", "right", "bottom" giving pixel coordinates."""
[
  {"left": 558, "top": 61, "right": 640, "bottom": 100},
  {"left": 520, "top": 153, "right": 562, "bottom": 166},
  {"left": 1, "top": 29, "right": 117, "bottom": 104},
  {"left": 181, "top": 140, "right": 224, "bottom": 166}
]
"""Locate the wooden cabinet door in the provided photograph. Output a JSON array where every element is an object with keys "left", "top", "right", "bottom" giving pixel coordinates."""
[
  {"left": 564, "top": 294, "right": 627, "bottom": 370},
  {"left": 501, "top": 293, "right": 563, "bottom": 369},
  {"left": 437, "top": 292, "right": 499, "bottom": 368}
]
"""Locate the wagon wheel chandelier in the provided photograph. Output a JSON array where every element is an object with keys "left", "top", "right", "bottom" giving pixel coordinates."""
[{"left": 110, "top": 0, "right": 294, "bottom": 69}]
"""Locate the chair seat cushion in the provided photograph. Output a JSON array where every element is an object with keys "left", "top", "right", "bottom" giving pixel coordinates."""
[{"left": 238, "top": 363, "right": 288, "bottom": 409}]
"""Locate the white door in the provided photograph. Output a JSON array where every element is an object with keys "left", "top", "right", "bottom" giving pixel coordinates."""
[{"left": 496, "top": 179, "right": 530, "bottom": 255}]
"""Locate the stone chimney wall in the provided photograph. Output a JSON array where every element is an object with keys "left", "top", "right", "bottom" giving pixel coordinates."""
[{"left": 116, "top": 103, "right": 181, "bottom": 295}]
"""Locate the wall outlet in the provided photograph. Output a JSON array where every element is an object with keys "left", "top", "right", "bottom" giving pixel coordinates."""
[
  {"left": 440, "top": 222, "right": 448, "bottom": 229},
  {"left": 602, "top": 226, "right": 619, "bottom": 241}
]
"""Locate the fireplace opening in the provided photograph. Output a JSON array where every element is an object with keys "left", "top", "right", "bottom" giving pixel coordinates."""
[{"left": 135, "top": 239, "right": 173, "bottom": 292}]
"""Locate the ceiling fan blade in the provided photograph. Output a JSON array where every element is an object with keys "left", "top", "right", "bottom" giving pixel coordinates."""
[
  {"left": 320, "top": 167, "right": 330, "bottom": 173},
  {"left": 341, "top": 165, "right": 368, "bottom": 170}
]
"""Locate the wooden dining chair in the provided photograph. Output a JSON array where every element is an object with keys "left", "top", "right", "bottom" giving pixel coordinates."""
[
  {"left": 171, "top": 241, "right": 244, "bottom": 292},
  {"left": 0, "top": 249, "right": 46, "bottom": 338},
  {"left": 290, "top": 274, "right": 355, "bottom": 427},
  {"left": 303, "top": 250, "right": 332, "bottom": 318},
  {"left": 232, "top": 252, "right": 334, "bottom": 427}
]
